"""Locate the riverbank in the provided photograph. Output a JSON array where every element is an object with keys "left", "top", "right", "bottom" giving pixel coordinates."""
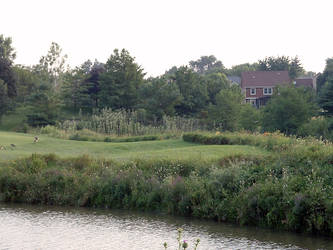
[{"left": 0, "top": 134, "right": 332, "bottom": 237}]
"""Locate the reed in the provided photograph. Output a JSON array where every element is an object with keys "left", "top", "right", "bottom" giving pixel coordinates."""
[{"left": 59, "top": 108, "right": 208, "bottom": 136}]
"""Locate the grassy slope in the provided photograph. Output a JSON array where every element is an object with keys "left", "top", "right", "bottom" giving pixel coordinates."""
[{"left": 0, "top": 131, "right": 269, "bottom": 162}]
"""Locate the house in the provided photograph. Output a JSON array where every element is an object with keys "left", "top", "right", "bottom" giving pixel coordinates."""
[
  {"left": 241, "top": 71, "right": 291, "bottom": 107},
  {"left": 295, "top": 75, "right": 317, "bottom": 90}
]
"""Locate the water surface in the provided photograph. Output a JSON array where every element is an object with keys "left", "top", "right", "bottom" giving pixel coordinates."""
[{"left": 0, "top": 203, "right": 332, "bottom": 249}]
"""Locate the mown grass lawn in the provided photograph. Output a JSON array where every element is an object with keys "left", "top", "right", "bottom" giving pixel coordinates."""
[{"left": 0, "top": 131, "right": 269, "bottom": 162}]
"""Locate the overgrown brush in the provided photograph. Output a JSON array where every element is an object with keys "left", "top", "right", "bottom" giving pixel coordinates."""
[
  {"left": 59, "top": 108, "right": 207, "bottom": 136},
  {"left": 38, "top": 125, "right": 170, "bottom": 142},
  {"left": 183, "top": 131, "right": 333, "bottom": 153},
  {"left": 0, "top": 147, "right": 332, "bottom": 236}
]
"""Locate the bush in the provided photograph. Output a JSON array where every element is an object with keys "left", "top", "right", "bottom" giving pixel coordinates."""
[
  {"left": 37, "top": 125, "right": 164, "bottom": 143},
  {"left": 27, "top": 113, "right": 56, "bottom": 127},
  {"left": 0, "top": 142, "right": 332, "bottom": 236},
  {"left": 182, "top": 131, "right": 295, "bottom": 152},
  {"left": 297, "top": 117, "right": 333, "bottom": 140}
]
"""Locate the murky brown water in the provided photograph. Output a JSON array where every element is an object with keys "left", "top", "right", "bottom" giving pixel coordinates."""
[{"left": 0, "top": 203, "right": 332, "bottom": 249}]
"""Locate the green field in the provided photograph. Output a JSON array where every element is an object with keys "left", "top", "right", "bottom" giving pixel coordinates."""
[{"left": 0, "top": 131, "right": 268, "bottom": 162}]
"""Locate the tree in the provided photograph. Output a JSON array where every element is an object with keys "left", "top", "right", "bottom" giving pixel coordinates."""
[
  {"left": 85, "top": 60, "right": 105, "bottom": 109},
  {"left": 318, "top": 78, "right": 333, "bottom": 117},
  {"left": 0, "top": 34, "right": 17, "bottom": 98},
  {"left": 204, "top": 72, "right": 229, "bottom": 105},
  {"left": 207, "top": 85, "right": 243, "bottom": 131},
  {"left": 0, "top": 34, "right": 16, "bottom": 63},
  {"left": 262, "top": 86, "right": 317, "bottom": 134},
  {"left": 173, "top": 66, "right": 208, "bottom": 116},
  {"left": 317, "top": 58, "right": 333, "bottom": 94},
  {"left": 13, "top": 65, "right": 41, "bottom": 103},
  {"left": 61, "top": 60, "right": 99, "bottom": 112},
  {"left": 258, "top": 56, "right": 304, "bottom": 79},
  {"left": 189, "top": 55, "right": 225, "bottom": 75},
  {"left": 36, "top": 42, "right": 68, "bottom": 89},
  {"left": 227, "top": 63, "right": 258, "bottom": 76},
  {"left": 164, "top": 66, "right": 178, "bottom": 77},
  {"left": 0, "top": 79, "right": 9, "bottom": 122},
  {"left": 0, "top": 58, "right": 16, "bottom": 98},
  {"left": 138, "top": 77, "right": 182, "bottom": 120},
  {"left": 239, "top": 104, "right": 261, "bottom": 132},
  {"left": 26, "top": 84, "right": 61, "bottom": 127},
  {"left": 99, "top": 49, "right": 145, "bottom": 110}
]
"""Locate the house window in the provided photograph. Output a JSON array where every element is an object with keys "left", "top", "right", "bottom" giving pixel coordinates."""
[
  {"left": 250, "top": 88, "right": 256, "bottom": 95},
  {"left": 264, "top": 88, "right": 273, "bottom": 95}
]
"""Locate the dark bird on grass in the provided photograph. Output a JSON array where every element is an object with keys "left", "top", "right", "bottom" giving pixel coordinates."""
[
  {"left": 10, "top": 144, "right": 16, "bottom": 147},
  {"left": 34, "top": 136, "right": 39, "bottom": 143}
]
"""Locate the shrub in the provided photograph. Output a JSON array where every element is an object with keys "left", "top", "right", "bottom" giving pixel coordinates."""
[
  {"left": 0, "top": 145, "right": 332, "bottom": 236},
  {"left": 297, "top": 117, "right": 333, "bottom": 140}
]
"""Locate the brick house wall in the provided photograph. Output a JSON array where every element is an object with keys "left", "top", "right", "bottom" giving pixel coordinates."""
[{"left": 241, "top": 71, "right": 291, "bottom": 108}]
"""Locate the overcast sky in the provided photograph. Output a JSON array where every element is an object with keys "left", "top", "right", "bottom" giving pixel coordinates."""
[{"left": 1, "top": 0, "right": 332, "bottom": 77}]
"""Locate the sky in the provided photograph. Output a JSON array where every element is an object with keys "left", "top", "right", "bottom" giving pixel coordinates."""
[{"left": 1, "top": 0, "right": 332, "bottom": 77}]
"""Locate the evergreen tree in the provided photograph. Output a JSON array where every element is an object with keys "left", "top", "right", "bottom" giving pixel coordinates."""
[
  {"left": 0, "top": 79, "right": 9, "bottom": 121},
  {"left": 319, "top": 79, "right": 333, "bottom": 117},
  {"left": 0, "top": 35, "right": 17, "bottom": 98},
  {"left": 99, "top": 49, "right": 144, "bottom": 110}
]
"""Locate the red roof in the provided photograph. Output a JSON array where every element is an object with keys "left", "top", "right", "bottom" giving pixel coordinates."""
[{"left": 241, "top": 71, "right": 291, "bottom": 88}]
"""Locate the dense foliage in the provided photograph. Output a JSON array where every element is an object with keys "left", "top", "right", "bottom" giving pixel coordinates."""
[
  {"left": 0, "top": 33, "right": 333, "bottom": 140},
  {"left": 262, "top": 86, "right": 318, "bottom": 135},
  {"left": 258, "top": 56, "right": 304, "bottom": 79},
  {"left": 0, "top": 133, "right": 332, "bottom": 236}
]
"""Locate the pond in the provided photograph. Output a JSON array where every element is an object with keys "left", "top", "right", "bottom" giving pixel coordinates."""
[{"left": 0, "top": 203, "right": 332, "bottom": 249}]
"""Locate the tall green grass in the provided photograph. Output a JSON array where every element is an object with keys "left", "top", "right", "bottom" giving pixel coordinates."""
[
  {"left": 38, "top": 125, "right": 166, "bottom": 142},
  {"left": 183, "top": 131, "right": 333, "bottom": 153},
  {"left": 59, "top": 108, "right": 208, "bottom": 136},
  {"left": 0, "top": 143, "right": 332, "bottom": 236}
]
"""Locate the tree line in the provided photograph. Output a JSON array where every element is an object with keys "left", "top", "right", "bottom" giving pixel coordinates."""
[{"left": 0, "top": 34, "right": 333, "bottom": 139}]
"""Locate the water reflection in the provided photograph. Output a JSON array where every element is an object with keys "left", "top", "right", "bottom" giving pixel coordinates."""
[{"left": 0, "top": 203, "right": 331, "bottom": 249}]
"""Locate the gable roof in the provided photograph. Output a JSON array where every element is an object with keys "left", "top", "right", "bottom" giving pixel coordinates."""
[
  {"left": 227, "top": 76, "right": 241, "bottom": 85},
  {"left": 241, "top": 71, "right": 291, "bottom": 88}
]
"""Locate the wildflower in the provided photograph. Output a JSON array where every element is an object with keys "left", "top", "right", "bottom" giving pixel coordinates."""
[{"left": 182, "top": 240, "right": 188, "bottom": 249}]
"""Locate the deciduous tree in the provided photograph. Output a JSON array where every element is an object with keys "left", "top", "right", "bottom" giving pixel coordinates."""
[
  {"left": 204, "top": 72, "right": 229, "bottom": 105},
  {"left": 207, "top": 85, "right": 243, "bottom": 131},
  {"left": 262, "top": 86, "right": 317, "bottom": 134},
  {"left": 173, "top": 66, "right": 208, "bottom": 116},
  {"left": 138, "top": 77, "right": 182, "bottom": 120},
  {"left": 258, "top": 56, "right": 304, "bottom": 79},
  {"left": 227, "top": 63, "right": 258, "bottom": 76},
  {"left": 189, "top": 55, "right": 225, "bottom": 75},
  {"left": 36, "top": 42, "right": 68, "bottom": 89}
]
